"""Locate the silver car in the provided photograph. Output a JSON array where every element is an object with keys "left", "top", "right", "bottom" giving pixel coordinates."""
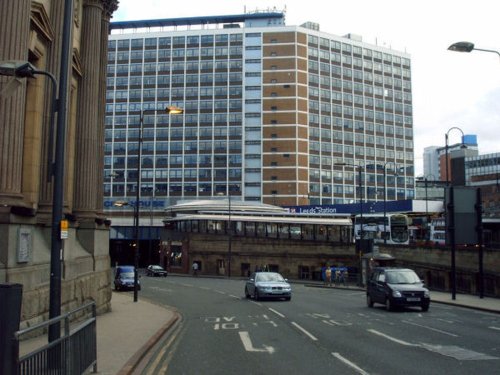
[{"left": 245, "top": 272, "right": 292, "bottom": 301}]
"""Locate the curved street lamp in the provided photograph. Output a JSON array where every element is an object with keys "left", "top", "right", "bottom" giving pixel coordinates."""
[
  {"left": 448, "top": 41, "right": 500, "bottom": 59},
  {"left": 133, "top": 105, "right": 183, "bottom": 302}
]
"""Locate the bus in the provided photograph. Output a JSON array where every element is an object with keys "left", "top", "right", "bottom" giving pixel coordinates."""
[{"left": 354, "top": 213, "right": 410, "bottom": 245}]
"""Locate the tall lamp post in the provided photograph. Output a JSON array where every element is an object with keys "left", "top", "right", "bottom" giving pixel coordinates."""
[
  {"left": 0, "top": 60, "right": 67, "bottom": 342},
  {"left": 133, "top": 105, "right": 183, "bottom": 302},
  {"left": 449, "top": 42, "right": 495, "bottom": 300}
]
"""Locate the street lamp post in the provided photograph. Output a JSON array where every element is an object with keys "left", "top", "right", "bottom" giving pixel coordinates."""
[
  {"left": 0, "top": 60, "right": 66, "bottom": 342},
  {"left": 133, "top": 106, "right": 183, "bottom": 302}
]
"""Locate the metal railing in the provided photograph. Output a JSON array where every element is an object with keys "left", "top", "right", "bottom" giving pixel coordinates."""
[{"left": 14, "top": 301, "right": 97, "bottom": 375}]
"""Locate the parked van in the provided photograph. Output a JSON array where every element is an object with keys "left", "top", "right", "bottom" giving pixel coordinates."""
[{"left": 114, "top": 265, "right": 140, "bottom": 291}]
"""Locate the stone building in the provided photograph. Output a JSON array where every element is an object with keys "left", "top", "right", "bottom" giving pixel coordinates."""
[{"left": 0, "top": 0, "right": 118, "bottom": 327}]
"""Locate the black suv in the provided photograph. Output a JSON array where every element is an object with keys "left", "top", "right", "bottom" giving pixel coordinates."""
[{"left": 367, "top": 267, "right": 430, "bottom": 312}]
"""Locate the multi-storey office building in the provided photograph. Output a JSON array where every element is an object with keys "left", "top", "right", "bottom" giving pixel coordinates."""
[
  {"left": 465, "top": 152, "right": 500, "bottom": 218},
  {"left": 104, "top": 11, "right": 414, "bottom": 219}
]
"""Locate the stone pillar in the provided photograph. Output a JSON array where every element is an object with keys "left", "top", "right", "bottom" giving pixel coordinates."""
[
  {"left": 38, "top": 0, "right": 66, "bottom": 213},
  {"left": 0, "top": 0, "right": 31, "bottom": 207},
  {"left": 95, "top": 0, "right": 118, "bottom": 217},
  {"left": 72, "top": 0, "right": 105, "bottom": 219}
]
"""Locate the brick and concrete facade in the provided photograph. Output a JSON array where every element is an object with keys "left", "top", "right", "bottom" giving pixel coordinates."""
[{"left": 0, "top": 0, "right": 118, "bottom": 327}]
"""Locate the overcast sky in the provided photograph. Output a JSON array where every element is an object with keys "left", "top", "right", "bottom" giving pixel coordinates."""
[{"left": 112, "top": 0, "right": 500, "bottom": 175}]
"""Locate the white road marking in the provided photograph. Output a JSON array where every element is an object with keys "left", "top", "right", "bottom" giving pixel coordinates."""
[
  {"left": 369, "top": 329, "right": 498, "bottom": 360},
  {"left": 489, "top": 326, "right": 500, "bottom": 331},
  {"left": 436, "top": 318, "right": 455, "bottom": 324},
  {"left": 421, "top": 344, "right": 498, "bottom": 360},
  {"left": 238, "top": 331, "right": 275, "bottom": 354},
  {"left": 229, "top": 294, "right": 240, "bottom": 299},
  {"left": 322, "top": 319, "right": 352, "bottom": 326},
  {"left": 269, "top": 308, "right": 285, "bottom": 318},
  {"left": 402, "top": 320, "right": 459, "bottom": 337},
  {"left": 368, "top": 329, "right": 416, "bottom": 346},
  {"left": 215, "top": 290, "right": 226, "bottom": 294},
  {"left": 332, "top": 353, "right": 370, "bottom": 375},
  {"left": 292, "top": 322, "right": 318, "bottom": 341}
]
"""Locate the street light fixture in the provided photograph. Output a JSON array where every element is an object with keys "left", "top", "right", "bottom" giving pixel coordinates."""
[
  {"left": 448, "top": 41, "right": 500, "bottom": 58},
  {"left": 132, "top": 106, "right": 183, "bottom": 302},
  {"left": 0, "top": 60, "right": 65, "bottom": 342}
]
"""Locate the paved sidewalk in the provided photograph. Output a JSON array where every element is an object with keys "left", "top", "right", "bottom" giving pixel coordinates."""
[{"left": 97, "top": 292, "right": 178, "bottom": 375}]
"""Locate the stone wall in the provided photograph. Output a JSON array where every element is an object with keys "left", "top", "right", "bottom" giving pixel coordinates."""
[{"left": 177, "top": 231, "right": 500, "bottom": 297}]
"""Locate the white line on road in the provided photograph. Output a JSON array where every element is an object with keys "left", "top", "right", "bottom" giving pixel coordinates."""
[
  {"left": 268, "top": 308, "right": 285, "bottom": 318},
  {"left": 215, "top": 290, "right": 226, "bottom": 294},
  {"left": 402, "top": 320, "right": 459, "bottom": 337},
  {"left": 489, "top": 326, "right": 500, "bottom": 331},
  {"left": 332, "top": 353, "right": 370, "bottom": 375},
  {"left": 436, "top": 318, "right": 455, "bottom": 324},
  {"left": 368, "top": 329, "right": 416, "bottom": 346},
  {"left": 238, "top": 331, "right": 275, "bottom": 354},
  {"left": 229, "top": 294, "right": 240, "bottom": 299},
  {"left": 369, "top": 329, "right": 497, "bottom": 360},
  {"left": 292, "top": 322, "right": 318, "bottom": 341}
]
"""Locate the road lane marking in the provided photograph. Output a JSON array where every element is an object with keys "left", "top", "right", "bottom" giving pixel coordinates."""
[
  {"left": 322, "top": 319, "right": 352, "bottom": 326},
  {"left": 268, "top": 308, "right": 285, "bottom": 318},
  {"left": 238, "top": 331, "right": 275, "bottom": 354},
  {"left": 229, "top": 294, "right": 240, "bottom": 299},
  {"left": 332, "top": 353, "right": 370, "bottom": 375},
  {"left": 215, "top": 290, "right": 226, "bottom": 294},
  {"left": 368, "top": 329, "right": 416, "bottom": 346},
  {"left": 369, "top": 329, "right": 498, "bottom": 360},
  {"left": 489, "top": 326, "right": 500, "bottom": 331},
  {"left": 402, "top": 320, "right": 459, "bottom": 337},
  {"left": 291, "top": 322, "right": 318, "bottom": 341},
  {"left": 436, "top": 318, "right": 455, "bottom": 324},
  {"left": 421, "top": 344, "right": 498, "bottom": 360}
]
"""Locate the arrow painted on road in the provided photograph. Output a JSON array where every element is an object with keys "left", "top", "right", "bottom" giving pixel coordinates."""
[{"left": 238, "top": 331, "right": 275, "bottom": 354}]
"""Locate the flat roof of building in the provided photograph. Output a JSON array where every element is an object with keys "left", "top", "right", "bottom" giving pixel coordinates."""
[{"left": 110, "top": 12, "right": 285, "bottom": 31}]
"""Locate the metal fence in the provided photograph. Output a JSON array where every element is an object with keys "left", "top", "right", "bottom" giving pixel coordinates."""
[{"left": 14, "top": 302, "right": 97, "bottom": 375}]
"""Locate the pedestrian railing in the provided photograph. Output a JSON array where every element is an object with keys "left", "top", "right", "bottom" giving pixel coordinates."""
[{"left": 14, "top": 301, "right": 97, "bottom": 375}]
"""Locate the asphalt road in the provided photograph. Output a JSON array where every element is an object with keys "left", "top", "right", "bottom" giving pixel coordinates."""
[{"left": 138, "top": 276, "right": 500, "bottom": 375}]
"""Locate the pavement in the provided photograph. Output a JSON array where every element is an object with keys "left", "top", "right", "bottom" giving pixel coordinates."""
[{"left": 19, "top": 278, "right": 500, "bottom": 375}]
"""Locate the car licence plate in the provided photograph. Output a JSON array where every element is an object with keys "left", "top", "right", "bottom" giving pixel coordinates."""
[{"left": 407, "top": 297, "right": 420, "bottom": 302}]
